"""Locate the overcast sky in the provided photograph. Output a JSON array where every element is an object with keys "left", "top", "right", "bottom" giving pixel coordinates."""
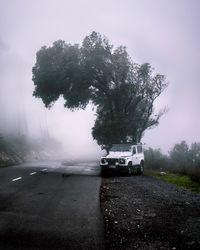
[{"left": 0, "top": 0, "right": 199, "bottom": 155}]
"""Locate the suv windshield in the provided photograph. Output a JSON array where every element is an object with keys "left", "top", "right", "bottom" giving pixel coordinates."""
[{"left": 110, "top": 144, "right": 132, "bottom": 152}]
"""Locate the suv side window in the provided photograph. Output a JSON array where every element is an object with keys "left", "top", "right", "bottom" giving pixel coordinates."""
[
  {"left": 132, "top": 147, "right": 136, "bottom": 154},
  {"left": 137, "top": 145, "right": 142, "bottom": 153}
]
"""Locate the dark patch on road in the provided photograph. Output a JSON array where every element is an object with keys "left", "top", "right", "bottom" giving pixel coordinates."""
[
  {"left": 0, "top": 193, "right": 13, "bottom": 212},
  {"left": 62, "top": 173, "right": 70, "bottom": 178}
]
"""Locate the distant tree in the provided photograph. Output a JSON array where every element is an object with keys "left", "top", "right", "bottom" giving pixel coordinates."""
[
  {"left": 144, "top": 147, "right": 169, "bottom": 169},
  {"left": 169, "top": 141, "right": 190, "bottom": 171},
  {"left": 32, "top": 32, "right": 168, "bottom": 149},
  {"left": 189, "top": 142, "right": 200, "bottom": 168},
  {"left": 0, "top": 134, "right": 6, "bottom": 151}
]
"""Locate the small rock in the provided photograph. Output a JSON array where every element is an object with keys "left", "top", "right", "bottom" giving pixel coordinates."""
[
  {"left": 187, "top": 241, "right": 195, "bottom": 245},
  {"left": 148, "top": 213, "right": 156, "bottom": 217}
]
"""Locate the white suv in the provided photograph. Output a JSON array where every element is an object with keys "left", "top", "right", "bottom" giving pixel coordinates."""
[{"left": 100, "top": 144, "right": 144, "bottom": 176}]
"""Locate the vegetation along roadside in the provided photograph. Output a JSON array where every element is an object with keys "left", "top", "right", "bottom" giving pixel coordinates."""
[
  {"left": 145, "top": 170, "right": 200, "bottom": 194},
  {"left": 145, "top": 140, "right": 200, "bottom": 193}
]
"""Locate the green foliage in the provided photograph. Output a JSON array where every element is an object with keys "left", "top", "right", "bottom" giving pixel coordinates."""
[
  {"left": 146, "top": 170, "right": 200, "bottom": 193},
  {"left": 0, "top": 134, "right": 30, "bottom": 156},
  {"left": 0, "top": 134, "right": 6, "bottom": 151},
  {"left": 32, "top": 31, "right": 168, "bottom": 148},
  {"left": 0, "top": 132, "right": 62, "bottom": 167},
  {"left": 32, "top": 41, "right": 90, "bottom": 109}
]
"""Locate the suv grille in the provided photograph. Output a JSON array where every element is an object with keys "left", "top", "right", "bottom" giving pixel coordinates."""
[{"left": 107, "top": 158, "right": 119, "bottom": 165}]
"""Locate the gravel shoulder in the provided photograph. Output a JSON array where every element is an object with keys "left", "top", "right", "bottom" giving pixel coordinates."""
[{"left": 100, "top": 175, "right": 200, "bottom": 250}]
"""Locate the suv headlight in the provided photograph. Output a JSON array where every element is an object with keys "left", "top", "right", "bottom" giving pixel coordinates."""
[
  {"left": 119, "top": 158, "right": 126, "bottom": 164},
  {"left": 101, "top": 158, "right": 107, "bottom": 164}
]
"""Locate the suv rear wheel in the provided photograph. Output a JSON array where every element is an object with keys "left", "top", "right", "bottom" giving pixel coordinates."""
[
  {"left": 127, "top": 162, "right": 132, "bottom": 176},
  {"left": 137, "top": 161, "right": 144, "bottom": 175}
]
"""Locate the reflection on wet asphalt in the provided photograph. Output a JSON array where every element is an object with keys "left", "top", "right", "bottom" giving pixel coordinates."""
[{"left": 20, "top": 160, "right": 100, "bottom": 176}]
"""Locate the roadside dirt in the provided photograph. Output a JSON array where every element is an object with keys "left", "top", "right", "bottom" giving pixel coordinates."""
[{"left": 100, "top": 175, "right": 200, "bottom": 250}]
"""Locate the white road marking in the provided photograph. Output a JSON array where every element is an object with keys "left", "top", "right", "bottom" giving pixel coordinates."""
[
  {"left": 30, "top": 172, "right": 37, "bottom": 175},
  {"left": 12, "top": 177, "right": 22, "bottom": 182},
  {"left": 41, "top": 168, "right": 47, "bottom": 172}
]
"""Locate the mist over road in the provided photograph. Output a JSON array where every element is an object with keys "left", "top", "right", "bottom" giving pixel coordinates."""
[{"left": 0, "top": 161, "right": 104, "bottom": 249}]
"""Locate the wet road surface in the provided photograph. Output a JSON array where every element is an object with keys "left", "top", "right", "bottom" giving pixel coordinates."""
[{"left": 0, "top": 160, "right": 104, "bottom": 249}]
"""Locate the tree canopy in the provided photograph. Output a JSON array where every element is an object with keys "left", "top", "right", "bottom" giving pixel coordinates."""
[{"left": 32, "top": 31, "right": 168, "bottom": 149}]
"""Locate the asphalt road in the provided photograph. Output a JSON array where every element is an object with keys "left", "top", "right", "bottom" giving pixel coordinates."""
[{"left": 0, "top": 161, "right": 104, "bottom": 250}]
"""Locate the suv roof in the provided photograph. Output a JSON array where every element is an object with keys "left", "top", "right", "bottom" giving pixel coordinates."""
[
  {"left": 110, "top": 144, "right": 143, "bottom": 153},
  {"left": 112, "top": 143, "right": 143, "bottom": 146}
]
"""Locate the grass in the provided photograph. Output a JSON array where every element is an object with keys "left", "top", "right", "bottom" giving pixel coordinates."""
[{"left": 145, "top": 170, "right": 200, "bottom": 194}]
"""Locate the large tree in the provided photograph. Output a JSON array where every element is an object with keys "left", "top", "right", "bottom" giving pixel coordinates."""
[{"left": 32, "top": 32, "right": 168, "bottom": 149}]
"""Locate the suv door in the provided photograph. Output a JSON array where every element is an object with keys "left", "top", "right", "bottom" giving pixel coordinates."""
[{"left": 136, "top": 145, "right": 143, "bottom": 164}]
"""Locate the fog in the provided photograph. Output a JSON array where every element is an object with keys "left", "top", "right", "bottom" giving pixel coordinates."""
[{"left": 0, "top": 0, "right": 199, "bottom": 157}]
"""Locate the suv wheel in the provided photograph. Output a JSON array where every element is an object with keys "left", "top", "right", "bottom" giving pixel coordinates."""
[
  {"left": 137, "top": 161, "right": 144, "bottom": 175},
  {"left": 101, "top": 167, "right": 108, "bottom": 177},
  {"left": 127, "top": 162, "right": 132, "bottom": 176}
]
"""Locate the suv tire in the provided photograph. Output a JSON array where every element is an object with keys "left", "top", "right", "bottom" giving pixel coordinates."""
[
  {"left": 127, "top": 162, "right": 132, "bottom": 176},
  {"left": 137, "top": 161, "right": 144, "bottom": 175},
  {"left": 101, "top": 167, "right": 108, "bottom": 177}
]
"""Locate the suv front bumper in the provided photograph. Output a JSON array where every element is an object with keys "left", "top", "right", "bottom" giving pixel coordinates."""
[{"left": 100, "top": 164, "right": 130, "bottom": 174}]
